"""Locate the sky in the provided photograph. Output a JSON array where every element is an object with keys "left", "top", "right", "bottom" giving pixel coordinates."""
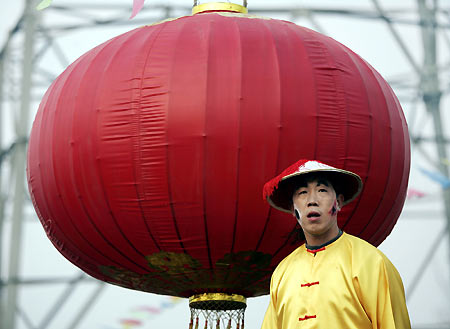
[{"left": 1, "top": 1, "right": 450, "bottom": 329}]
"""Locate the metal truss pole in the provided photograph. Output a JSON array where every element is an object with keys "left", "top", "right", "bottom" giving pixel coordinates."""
[
  {"left": 1, "top": 0, "right": 39, "bottom": 328},
  {"left": 66, "top": 282, "right": 105, "bottom": 329},
  {"left": 417, "top": 0, "right": 450, "bottom": 264},
  {"left": 0, "top": 31, "right": 7, "bottom": 329},
  {"left": 371, "top": 0, "right": 422, "bottom": 75}
]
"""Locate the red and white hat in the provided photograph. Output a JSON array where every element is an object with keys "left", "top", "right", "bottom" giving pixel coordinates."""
[{"left": 263, "top": 159, "right": 363, "bottom": 213}]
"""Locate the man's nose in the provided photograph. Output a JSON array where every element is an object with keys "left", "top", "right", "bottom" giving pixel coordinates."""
[{"left": 307, "top": 191, "right": 318, "bottom": 206}]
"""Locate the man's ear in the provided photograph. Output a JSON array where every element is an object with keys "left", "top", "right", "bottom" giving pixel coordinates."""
[{"left": 337, "top": 194, "right": 344, "bottom": 210}]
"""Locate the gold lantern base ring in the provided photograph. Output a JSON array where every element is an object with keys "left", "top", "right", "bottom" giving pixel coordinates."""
[
  {"left": 189, "top": 293, "right": 247, "bottom": 310},
  {"left": 189, "top": 293, "right": 247, "bottom": 329},
  {"left": 192, "top": 2, "right": 248, "bottom": 15}
]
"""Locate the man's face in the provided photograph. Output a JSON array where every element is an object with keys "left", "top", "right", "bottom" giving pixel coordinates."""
[{"left": 292, "top": 178, "right": 343, "bottom": 240}]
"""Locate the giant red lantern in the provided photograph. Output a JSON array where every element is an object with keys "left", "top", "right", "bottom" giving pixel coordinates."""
[{"left": 27, "top": 2, "right": 410, "bottom": 327}]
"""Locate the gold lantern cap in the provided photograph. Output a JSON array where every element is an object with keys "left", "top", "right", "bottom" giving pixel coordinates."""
[{"left": 192, "top": 2, "right": 248, "bottom": 15}]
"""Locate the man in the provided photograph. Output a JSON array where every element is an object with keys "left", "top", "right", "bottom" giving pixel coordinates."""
[{"left": 261, "top": 159, "right": 411, "bottom": 329}]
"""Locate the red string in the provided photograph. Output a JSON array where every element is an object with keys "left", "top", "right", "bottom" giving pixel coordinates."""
[
  {"left": 301, "top": 281, "right": 319, "bottom": 287},
  {"left": 299, "top": 315, "right": 316, "bottom": 321},
  {"left": 307, "top": 247, "right": 325, "bottom": 254}
]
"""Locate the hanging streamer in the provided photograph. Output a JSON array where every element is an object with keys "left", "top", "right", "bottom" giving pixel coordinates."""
[
  {"left": 120, "top": 319, "right": 142, "bottom": 329},
  {"left": 406, "top": 188, "right": 426, "bottom": 200},
  {"left": 37, "top": 0, "right": 144, "bottom": 16},
  {"left": 110, "top": 297, "right": 182, "bottom": 329},
  {"left": 36, "top": 0, "right": 52, "bottom": 10},
  {"left": 419, "top": 167, "right": 450, "bottom": 188},
  {"left": 135, "top": 306, "right": 161, "bottom": 314},
  {"left": 130, "top": 0, "right": 145, "bottom": 19}
]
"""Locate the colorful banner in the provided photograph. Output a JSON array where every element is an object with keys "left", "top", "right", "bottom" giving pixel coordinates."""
[{"left": 113, "top": 296, "right": 182, "bottom": 329}]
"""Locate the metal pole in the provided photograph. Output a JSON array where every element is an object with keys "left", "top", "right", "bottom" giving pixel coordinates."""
[
  {"left": 416, "top": 0, "right": 450, "bottom": 286},
  {"left": 371, "top": 0, "right": 422, "bottom": 76},
  {"left": 67, "top": 282, "right": 105, "bottom": 329},
  {"left": 37, "top": 274, "right": 85, "bottom": 329},
  {"left": 0, "top": 30, "right": 8, "bottom": 329},
  {"left": 2, "top": 0, "right": 39, "bottom": 328},
  {"left": 406, "top": 225, "right": 447, "bottom": 300}
]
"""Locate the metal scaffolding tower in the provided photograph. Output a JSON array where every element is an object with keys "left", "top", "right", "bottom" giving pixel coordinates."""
[{"left": 0, "top": 1, "right": 449, "bottom": 328}]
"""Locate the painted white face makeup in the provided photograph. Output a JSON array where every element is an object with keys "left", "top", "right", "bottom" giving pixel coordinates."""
[{"left": 294, "top": 206, "right": 302, "bottom": 223}]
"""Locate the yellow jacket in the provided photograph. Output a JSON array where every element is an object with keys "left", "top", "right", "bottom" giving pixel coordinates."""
[{"left": 261, "top": 232, "right": 411, "bottom": 329}]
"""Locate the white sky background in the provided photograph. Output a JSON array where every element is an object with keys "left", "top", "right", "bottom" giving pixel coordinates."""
[{"left": 1, "top": 0, "right": 450, "bottom": 328}]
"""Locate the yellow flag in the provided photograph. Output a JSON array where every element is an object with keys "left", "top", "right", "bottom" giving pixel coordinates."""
[{"left": 36, "top": 0, "right": 52, "bottom": 10}]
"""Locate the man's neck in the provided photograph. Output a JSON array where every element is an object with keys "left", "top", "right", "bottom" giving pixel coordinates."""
[{"left": 305, "top": 226, "right": 341, "bottom": 248}]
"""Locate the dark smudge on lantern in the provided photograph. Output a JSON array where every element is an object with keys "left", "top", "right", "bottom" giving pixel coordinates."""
[{"left": 27, "top": 1, "right": 410, "bottom": 325}]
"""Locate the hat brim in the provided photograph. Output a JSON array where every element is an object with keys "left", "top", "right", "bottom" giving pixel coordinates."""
[{"left": 267, "top": 168, "right": 363, "bottom": 214}]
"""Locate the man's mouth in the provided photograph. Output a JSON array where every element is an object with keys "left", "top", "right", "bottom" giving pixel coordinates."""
[{"left": 307, "top": 211, "right": 321, "bottom": 219}]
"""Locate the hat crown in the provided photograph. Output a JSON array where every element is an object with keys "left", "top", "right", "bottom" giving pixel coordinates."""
[{"left": 295, "top": 160, "right": 335, "bottom": 175}]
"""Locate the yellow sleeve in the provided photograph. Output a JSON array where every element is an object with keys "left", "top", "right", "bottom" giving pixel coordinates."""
[
  {"left": 261, "top": 275, "right": 279, "bottom": 329},
  {"left": 355, "top": 253, "right": 411, "bottom": 329}
]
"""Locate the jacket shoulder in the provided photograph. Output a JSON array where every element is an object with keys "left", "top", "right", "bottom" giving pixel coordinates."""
[{"left": 343, "top": 233, "right": 395, "bottom": 270}]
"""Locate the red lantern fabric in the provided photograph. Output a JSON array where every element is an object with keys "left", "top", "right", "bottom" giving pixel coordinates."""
[{"left": 27, "top": 11, "right": 410, "bottom": 298}]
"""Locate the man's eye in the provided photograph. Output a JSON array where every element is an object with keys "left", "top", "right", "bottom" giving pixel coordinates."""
[
  {"left": 319, "top": 189, "right": 327, "bottom": 192},
  {"left": 298, "top": 191, "right": 307, "bottom": 195}
]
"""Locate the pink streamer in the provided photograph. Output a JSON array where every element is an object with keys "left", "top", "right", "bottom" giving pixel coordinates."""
[
  {"left": 130, "top": 0, "right": 145, "bottom": 19},
  {"left": 137, "top": 306, "right": 161, "bottom": 314},
  {"left": 120, "top": 319, "right": 142, "bottom": 327},
  {"left": 406, "top": 188, "right": 425, "bottom": 199}
]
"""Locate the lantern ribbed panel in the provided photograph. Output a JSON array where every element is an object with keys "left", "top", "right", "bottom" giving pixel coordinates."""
[{"left": 27, "top": 13, "right": 410, "bottom": 297}]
